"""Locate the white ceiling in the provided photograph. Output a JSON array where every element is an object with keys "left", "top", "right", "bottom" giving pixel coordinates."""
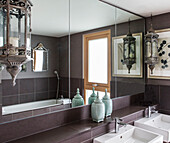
[
  {"left": 103, "top": 0, "right": 170, "bottom": 17},
  {"left": 31, "top": 0, "right": 140, "bottom": 37}
]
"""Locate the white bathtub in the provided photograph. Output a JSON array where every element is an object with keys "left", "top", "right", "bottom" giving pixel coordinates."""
[{"left": 2, "top": 99, "right": 71, "bottom": 115}]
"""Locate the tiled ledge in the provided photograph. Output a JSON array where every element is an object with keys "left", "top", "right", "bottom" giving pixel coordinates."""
[
  {"left": 0, "top": 93, "right": 144, "bottom": 143},
  {"left": 8, "top": 106, "right": 146, "bottom": 143},
  {"left": 2, "top": 104, "right": 71, "bottom": 123}
]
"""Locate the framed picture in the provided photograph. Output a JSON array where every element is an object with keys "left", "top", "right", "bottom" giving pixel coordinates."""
[
  {"left": 148, "top": 28, "right": 170, "bottom": 79},
  {"left": 112, "top": 33, "right": 143, "bottom": 78}
]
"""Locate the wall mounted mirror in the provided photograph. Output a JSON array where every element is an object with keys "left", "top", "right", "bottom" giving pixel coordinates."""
[
  {"left": 69, "top": 0, "right": 145, "bottom": 107},
  {"left": 0, "top": 0, "right": 146, "bottom": 123},
  {"left": 33, "top": 43, "right": 48, "bottom": 72},
  {"left": 0, "top": 0, "right": 71, "bottom": 123}
]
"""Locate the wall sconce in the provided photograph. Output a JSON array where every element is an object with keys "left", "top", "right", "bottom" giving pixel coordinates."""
[
  {"left": 145, "top": 15, "right": 159, "bottom": 74},
  {"left": 122, "top": 20, "right": 136, "bottom": 73},
  {"left": 0, "top": 0, "right": 33, "bottom": 86}
]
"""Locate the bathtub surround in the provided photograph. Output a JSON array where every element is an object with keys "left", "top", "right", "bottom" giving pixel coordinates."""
[
  {"left": 2, "top": 103, "right": 70, "bottom": 123},
  {"left": 2, "top": 77, "right": 57, "bottom": 106}
]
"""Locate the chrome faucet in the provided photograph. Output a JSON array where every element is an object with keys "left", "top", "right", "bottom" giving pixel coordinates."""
[
  {"left": 147, "top": 106, "right": 158, "bottom": 118},
  {"left": 114, "top": 117, "right": 127, "bottom": 133}
]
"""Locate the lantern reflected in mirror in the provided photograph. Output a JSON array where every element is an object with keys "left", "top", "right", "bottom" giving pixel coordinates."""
[
  {"left": 0, "top": 0, "right": 33, "bottom": 86},
  {"left": 145, "top": 15, "right": 159, "bottom": 74},
  {"left": 122, "top": 20, "right": 136, "bottom": 73}
]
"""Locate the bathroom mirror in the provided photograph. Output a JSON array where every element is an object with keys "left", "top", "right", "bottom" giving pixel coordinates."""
[
  {"left": 0, "top": 0, "right": 71, "bottom": 123},
  {"left": 69, "top": 0, "right": 146, "bottom": 106},
  {"left": 0, "top": 0, "right": 146, "bottom": 123},
  {"left": 33, "top": 43, "right": 48, "bottom": 72}
]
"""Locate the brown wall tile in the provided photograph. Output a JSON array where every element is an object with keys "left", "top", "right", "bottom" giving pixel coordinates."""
[
  {"left": 20, "top": 78, "right": 34, "bottom": 94},
  {"left": 2, "top": 80, "right": 19, "bottom": 96},
  {"left": 35, "top": 78, "right": 48, "bottom": 92},
  {"left": 2, "top": 95, "right": 19, "bottom": 106}
]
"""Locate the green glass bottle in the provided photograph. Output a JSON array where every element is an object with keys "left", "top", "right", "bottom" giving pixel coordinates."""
[
  {"left": 88, "top": 87, "right": 97, "bottom": 105},
  {"left": 102, "top": 89, "right": 112, "bottom": 117},
  {"left": 91, "top": 92, "right": 105, "bottom": 123},
  {"left": 72, "top": 88, "right": 84, "bottom": 107}
]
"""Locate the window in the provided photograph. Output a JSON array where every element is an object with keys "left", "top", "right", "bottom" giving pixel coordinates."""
[{"left": 84, "top": 30, "right": 111, "bottom": 104}]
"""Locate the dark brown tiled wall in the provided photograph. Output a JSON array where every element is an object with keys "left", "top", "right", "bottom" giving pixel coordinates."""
[
  {"left": 144, "top": 12, "right": 170, "bottom": 114},
  {"left": 110, "top": 79, "right": 145, "bottom": 99},
  {"left": 2, "top": 77, "right": 57, "bottom": 106},
  {"left": 59, "top": 77, "right": 84, "bottom": 99},
  {"left": 145, "top": 81, "right": 170, "bottom": 115}
]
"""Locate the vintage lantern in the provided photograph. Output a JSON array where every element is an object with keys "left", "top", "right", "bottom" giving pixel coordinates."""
[
  {"left": 122, "top": 20, "right": 136, "bottom": 73},
  {"left": 145, "top": 15, "right": 159, "bottom": 74},
  {"left": 0, "top": 0, "right": 33, "bottom": 86}
]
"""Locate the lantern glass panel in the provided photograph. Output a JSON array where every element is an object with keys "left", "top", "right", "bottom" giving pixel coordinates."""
[
  {"left": 9, "top": 7, "right": 25, "bottom": 48},
  {"left": 152, "top": 40, "right": 158, "bottom": 57},
  {"left": 124, "top": 43, "right": 129, "bottom": 59},
  {"left": 0, "top": 7, "right": 7, "bottom": 48},
  {"left": 146, "top": 41, "right": 151, "bottom": 57},
  {"left": 130, "top": 43, "right": 135, "bottom": 58},
  {"left": 26, "top": 13, "right": 31, "bottom": 51}
]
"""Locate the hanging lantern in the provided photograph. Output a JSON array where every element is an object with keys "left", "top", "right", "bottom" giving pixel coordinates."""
[
  {"left": 145, "top": 15, "right": 159, "bottom": 74},
  {"left": 0, "top": 0, "right": 33, "bottom": 86},
  {"left": 122, "top": 20, "right": 136, "bottom": 73}
]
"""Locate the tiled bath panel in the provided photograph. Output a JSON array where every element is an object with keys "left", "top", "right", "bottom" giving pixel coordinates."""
[
  {"left": 0, "top": 94, "right": 144, "bottom": 143},
  {"left": 6, "top": 106, "right": 146, "bottom": 143},
  {"left": 1, "top": 77, "right": 58, "bottom": 106}
]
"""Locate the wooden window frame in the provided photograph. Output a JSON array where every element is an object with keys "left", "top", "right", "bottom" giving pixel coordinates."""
[{"left": 83, "top": 30, "right": 111, "bottom": 102}]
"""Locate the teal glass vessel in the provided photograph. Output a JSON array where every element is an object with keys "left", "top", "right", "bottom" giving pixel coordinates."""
[
  {"left": 102, "top": 89, "right": 113, "bottom": 117},
  {"left": 88, "top": 87, "right": 97, "bottom": 105},
  {"left": 72, "top": 88, "right": 84, "bottom": 107},
  {"left": 91, "top": 92, "right": 105, "bottom": 123}
]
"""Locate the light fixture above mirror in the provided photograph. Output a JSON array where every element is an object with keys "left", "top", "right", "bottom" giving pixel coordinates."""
[{"left": 0, "top": 0, "right": 33, "bottom": 86}]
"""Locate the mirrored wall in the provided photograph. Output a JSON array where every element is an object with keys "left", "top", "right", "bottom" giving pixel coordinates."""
[
  {"left": 69, "top": 0, "right": 145, "bottom": 104},
  {"left": 0, "top": 0, "right": 71, "bottom": 122},
  {"left": 0, "top": 0, "right": 145, "bottom": 123}
]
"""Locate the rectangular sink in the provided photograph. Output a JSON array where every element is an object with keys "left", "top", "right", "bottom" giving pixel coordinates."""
[
  {"left": 94, "top": 125, "right": 163, "bottom": 143},
  {"left": 135, "top": 113, "right": 170, "bottom": 142}
]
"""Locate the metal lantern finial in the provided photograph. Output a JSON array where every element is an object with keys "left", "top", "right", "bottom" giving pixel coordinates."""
[
  {"left": 122, "top": 19, "right": 136, "bottom": 73},
  {"left": 0, "top": 0, "right": 33, "bottom": 86},
  {"left": 145, "top": 14, "right": 159, "bottom": 74}
]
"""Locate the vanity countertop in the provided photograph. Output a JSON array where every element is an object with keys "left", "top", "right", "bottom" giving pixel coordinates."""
[{"left": 9, "top": 106, "right": 146, "bottom": 143}]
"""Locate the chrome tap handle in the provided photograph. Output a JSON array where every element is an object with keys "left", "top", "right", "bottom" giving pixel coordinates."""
[{"left": 113, "top": 117, "right": 123, "bottom": 122}]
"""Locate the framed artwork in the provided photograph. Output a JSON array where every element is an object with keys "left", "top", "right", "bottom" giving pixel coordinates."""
[
  {"left": 148, "top": 28, "right": 170, "bottom": 79},
  {"left": 112, "top": 33, "right": 143, "bottom": 78}
]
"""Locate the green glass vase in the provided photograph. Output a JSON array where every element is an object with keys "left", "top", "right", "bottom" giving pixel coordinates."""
[
  {"left": 102, "top": 89, "right": 112, "bottom": 117},
  {"left": 72, "top": 88, "right": 84, "bottom": 107},
  {"left": 88, "top": 87, "right": 97, "bottom": 105},
  {"left": 91, "top": 92, "right": 105, "bottom": 123}
]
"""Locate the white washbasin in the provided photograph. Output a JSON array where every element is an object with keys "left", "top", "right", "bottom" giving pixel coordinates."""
[
  {"left": 94, "top": 125, "right": 163, "bottom": 143},
  {"left": 135, "top": 113, "right": 170, "bottom": 142}
]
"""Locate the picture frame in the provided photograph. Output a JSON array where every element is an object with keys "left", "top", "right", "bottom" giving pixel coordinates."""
[
  {"left": 148, "top": 28, "right": 170, "bottom": 79},
  {"left": 112, "top": 33, "right": 143, "bottom": 78}
]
